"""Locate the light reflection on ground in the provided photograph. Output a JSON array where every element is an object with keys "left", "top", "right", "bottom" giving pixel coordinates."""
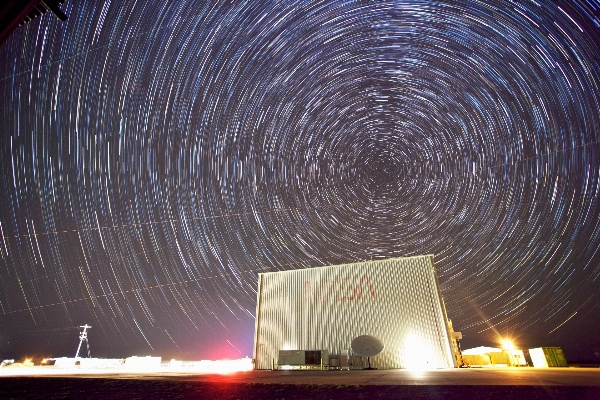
[{"left": 1, "top": 365, "right": 600, "bottom": 387}]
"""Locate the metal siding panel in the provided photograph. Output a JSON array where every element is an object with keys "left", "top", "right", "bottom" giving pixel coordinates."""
[
  {"left": 253, "top": 273, "right": 264, "bottom": 362},
  {"left": 254, "top": 255, "right": 455, "bottom": 369}
]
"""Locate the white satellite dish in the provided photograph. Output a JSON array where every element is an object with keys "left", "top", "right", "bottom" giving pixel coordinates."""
[{"left": 351, "top": 335, "right": 384, "bottom": 369}]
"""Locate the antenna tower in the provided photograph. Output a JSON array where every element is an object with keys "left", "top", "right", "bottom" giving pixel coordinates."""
[{"left": 75, "top": 324, "right": 92, "bottom": 358}]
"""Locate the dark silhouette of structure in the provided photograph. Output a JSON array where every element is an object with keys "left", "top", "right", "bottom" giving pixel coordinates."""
[{"left": 0, "top": 0, "right": 67, "bottom": 46}]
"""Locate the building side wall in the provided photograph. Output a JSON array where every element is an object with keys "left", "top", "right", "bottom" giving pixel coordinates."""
[{"left": 253, "top": 255, "right": 456, "bottom": 369}]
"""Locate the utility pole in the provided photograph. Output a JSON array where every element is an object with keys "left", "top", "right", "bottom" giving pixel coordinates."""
[{"left": 75, "top": 324, "right": 92, "bottom": 358}]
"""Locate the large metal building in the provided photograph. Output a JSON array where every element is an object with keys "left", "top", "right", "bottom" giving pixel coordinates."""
[{"left": 253, "top": 255, "right": 459, "bottom": 369}]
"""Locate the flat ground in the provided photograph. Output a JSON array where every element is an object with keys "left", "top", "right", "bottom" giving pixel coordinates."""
[{"left": 1, "top": 367, "right": 599, "bottom": 399}]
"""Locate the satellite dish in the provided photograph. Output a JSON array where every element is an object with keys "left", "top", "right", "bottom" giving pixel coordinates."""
[
  {"left": 351, "top": 335, "right": 384, "bottom": 357},
  {"left": 351, "top": 335, "right": 384, "bottom": 370}
]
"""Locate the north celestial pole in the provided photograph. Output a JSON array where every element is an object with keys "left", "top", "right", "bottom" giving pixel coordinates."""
[{"left": 0, "top": 0, "right": 599, "bottom": 362}]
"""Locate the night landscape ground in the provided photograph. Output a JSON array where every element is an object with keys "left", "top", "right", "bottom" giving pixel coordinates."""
[
  {"left": 2, "top": 368, "right": 600, "bottom": 399},
  {"left": 1, "top": 379, "right": 598, "bottom": 400}
]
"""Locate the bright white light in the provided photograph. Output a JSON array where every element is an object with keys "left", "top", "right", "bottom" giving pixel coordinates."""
[
  {"left": 188, "top": 357, "right": 253, "bottom": 373},
  {"left": 403, "top": 334, "right": 435, "bottom": 370},
  {"left": 0, "top": 357, "right": 254, "bottom": 376},
  {"left": 501, "top": 340, "right": 514, "bottom": 350}
]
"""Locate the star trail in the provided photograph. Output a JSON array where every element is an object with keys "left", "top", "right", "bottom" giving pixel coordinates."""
[{"left": 0, "top": 0, "right": 599, "bottom": 362}]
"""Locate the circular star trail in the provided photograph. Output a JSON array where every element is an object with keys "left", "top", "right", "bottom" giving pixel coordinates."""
[{"left": 0, "top": 0, "right": 599, "bottom": 361}]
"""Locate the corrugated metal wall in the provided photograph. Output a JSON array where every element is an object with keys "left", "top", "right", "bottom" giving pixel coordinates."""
[{"left": 253, "top": 255, "right": 457, "bottom": 369}]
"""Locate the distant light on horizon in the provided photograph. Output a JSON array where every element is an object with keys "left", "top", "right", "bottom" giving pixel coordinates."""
[{"left": 0, "top": 357, "right": 253, "bottom": 375}]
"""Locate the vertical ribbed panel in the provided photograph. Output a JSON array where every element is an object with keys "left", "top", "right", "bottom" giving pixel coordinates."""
[{"left": 253, "top": 255, "right": 456, "bottom": 369}]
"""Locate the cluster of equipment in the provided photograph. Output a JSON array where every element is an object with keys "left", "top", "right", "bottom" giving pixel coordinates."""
[{"left": 277, "top": 335, "right": 384, "bottom": 370}]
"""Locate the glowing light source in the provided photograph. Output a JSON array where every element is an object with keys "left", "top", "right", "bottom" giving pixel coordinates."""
[
  {"left": 189, "top": 357, "right": 253, "bottom": 373},
  {"left": 501, "top": 340, "right": 515, "bottom": 350},
  {"left": 403, "top": 334, "right": 435, "bottom": 370}
]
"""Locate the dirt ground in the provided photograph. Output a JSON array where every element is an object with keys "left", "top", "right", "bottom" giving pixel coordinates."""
[{"left": 1, "top": 377, "right": 599, "bottom": 400}]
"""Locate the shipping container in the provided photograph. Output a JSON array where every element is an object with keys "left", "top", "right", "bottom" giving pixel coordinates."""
[{"left": 529, "top": 347, "right": 568, "bottom": 367}]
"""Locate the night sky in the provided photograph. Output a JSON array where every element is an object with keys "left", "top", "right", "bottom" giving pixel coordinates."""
[{"left": 1, "top": 0, "right": 599, "bottom": 363}]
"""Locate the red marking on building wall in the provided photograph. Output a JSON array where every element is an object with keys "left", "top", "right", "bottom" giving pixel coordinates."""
[{"left": 304, "top": 275, "right": 376, "bottom": 302}]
